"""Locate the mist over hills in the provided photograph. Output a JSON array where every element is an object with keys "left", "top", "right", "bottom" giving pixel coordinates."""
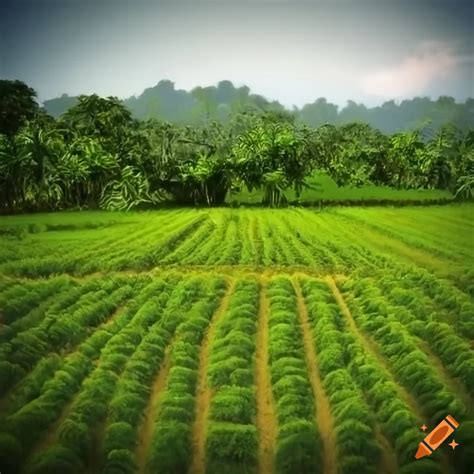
[{"left": 43, "top": 80, "right": 474, "bottom": 133}]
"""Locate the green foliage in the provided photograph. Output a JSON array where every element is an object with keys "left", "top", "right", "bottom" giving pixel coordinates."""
[
  {"left": 103, "top": 422, "right": 137, "bottom": 453},
  {"left": 0, "top": 80, "right": 39, "bottom": 136},
  {"left": 0, "top": 207, "right": 472, "bottom": 474},
  {"left": 26, "top": 446, "right": 83, "bottom": 474},
  {"left": 210, "top": 387, "right": 256, "bottom": 424},
  {"left": 0, "top": 361, "right": 25, "bottom": 396},
  {"left": 275, "top": 420, "right": 322, "bottom": 474},
  {"left": 102, "top": 448, "right": 137, "bottom": 474},
  {"left": 0, "top": 433, "right": 23, "bottom": 473},
  {"left": 206, "top": 422, "right": 258, "bottom": 473},
  {"left": 148, "top": 421, "right": 191, "bottom": 474},
  {"left": 2, "top": 81, "right": 471, "bottom": 212}
]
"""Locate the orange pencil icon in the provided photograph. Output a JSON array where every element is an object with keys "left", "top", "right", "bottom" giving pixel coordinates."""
[{"left": 415, "top": 415, "right": 459, "bottom": 459}]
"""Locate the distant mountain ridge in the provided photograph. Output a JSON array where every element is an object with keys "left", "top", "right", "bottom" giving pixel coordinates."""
[{"left": 43, "top": 79, "right": 474, "bottom": 133}]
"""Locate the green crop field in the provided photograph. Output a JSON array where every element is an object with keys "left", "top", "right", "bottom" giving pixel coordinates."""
[
  {"left": 0, "top": 204, "right": 473, "bottom": 474},
  {"left": 232, "top": 173, "right": 453, "bottom": 204}
]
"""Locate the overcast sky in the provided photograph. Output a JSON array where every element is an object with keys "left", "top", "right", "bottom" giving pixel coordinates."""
[{"left": 1, "top": 0, "right": 473, "bottom": 107}]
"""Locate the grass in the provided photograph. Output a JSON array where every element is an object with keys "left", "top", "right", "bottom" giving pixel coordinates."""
[{"left": 231, "top": 173, "right": 453, "bottom": 204}]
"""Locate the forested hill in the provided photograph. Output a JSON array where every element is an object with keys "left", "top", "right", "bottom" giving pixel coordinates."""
[{"left": 43, "top": 80, "right": 474, "bottom": 133}]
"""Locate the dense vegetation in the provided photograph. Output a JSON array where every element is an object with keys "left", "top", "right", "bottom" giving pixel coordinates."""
[
  {"left": 1, "top": 80, "right": 473, "bottom": 213},
  {"left": 0, "top": 206, "right": 473, "bottom": 474}
]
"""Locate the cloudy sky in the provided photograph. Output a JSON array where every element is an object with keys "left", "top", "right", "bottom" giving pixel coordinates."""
[{"left": 1, "top": 0, "right": 473, "bottom": 107}]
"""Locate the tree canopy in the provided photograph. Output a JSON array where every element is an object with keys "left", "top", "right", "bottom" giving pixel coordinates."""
[
  {"left": 1, "top": 80, "right": 473, "bottom": 213},
  {"left": 0, "top": 80, "right": 40, "bottom": 136}
]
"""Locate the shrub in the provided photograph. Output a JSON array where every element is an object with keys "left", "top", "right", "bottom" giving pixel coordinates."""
[
  {"left": 334, "top": 420, "right": 381, "bottom": 459},
  {"left": 108, "top": 393, "right": 144, "bottom": 424},
  {"left": 27, "top": 446, "right": 83, "bottom": 474},
  {"left": 276, "top": 393, "right": 314, "bottom": 422},
  {"left": 399, "top": 459, "right": 443, "bottom": 474},
  {"left": 210, "top": 387, "right": 255, "bottom": 424},
  {"left": 0, "top": 361, "right": 26, "bottom": 396},
  {"left": 273, "top": 374, "right": 312, "bottom": 400},
  {"left": 167, "top": 366, "right": 196, "bottom": 387},
  {"left": 276, "top": 420, "right": 321, "bottom": 474},
  {"left": 229, "top": 368, "right": 254, "bottom": 386},
  {"left": 271, "top": 357, "right": 307, "bottom": 380},
  {"left": 206, "top": 422, "right": 258, "bottom": 465},
  {"left": 102, "top": 448, "right": 137, "bottom": 474},
  {"left": 103, "top": 422, "right": 137, "bottom": 453},
  {"left": 160, "top": 393, "right": 196, "bottom": 418},
  {"left": 207, "top": 357, "right": 248, "bottom": 387},
  {"left": 57, "top": 419, "right": 91, "bottom": 456},
  {"left": 148, "top": 421, "right": 191, "bottom": 474}
]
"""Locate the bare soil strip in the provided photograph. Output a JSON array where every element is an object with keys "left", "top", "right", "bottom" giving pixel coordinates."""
[
  {"left": 255, "top": 280, "right": 277, "bottom": 474},
  {"left": 292, "top": 278, "right": 337, "bottom": 474},
  {"left": 135, "top": 345, "right": 174, "bottom": 474},
  {"left": 188, "top": 279, "right": 236, "bottom": 474}
]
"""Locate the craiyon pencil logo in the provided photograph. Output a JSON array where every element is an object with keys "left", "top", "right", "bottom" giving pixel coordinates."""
[{"left": 415, "top": 415, "right": 460, "bottom": 459}]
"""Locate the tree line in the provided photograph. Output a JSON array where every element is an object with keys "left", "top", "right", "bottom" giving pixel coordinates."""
[
  {"left": 44, "top": 80, "right": 474, "bottom": 134},
  {"left": 1, "top": 79, "right": 473, "bottom": 213}
]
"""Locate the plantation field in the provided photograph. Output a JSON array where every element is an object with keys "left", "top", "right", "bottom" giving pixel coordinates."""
[{"left": 0, "top": 205, "right": 473, "bottom": 474}]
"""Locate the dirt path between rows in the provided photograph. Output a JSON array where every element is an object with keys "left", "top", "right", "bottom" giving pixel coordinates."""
[
  {"left": 135, "top": 345, "right": 173, "bottom": 474},
  {"left": 188, "top": 279, "right": 236, "bottom": 474},
  {"left": 292, "top": 278, "right": 337, "bottom": 474},
  {"left": 255, "top": 280, "right": 277, "bottom": 474}
]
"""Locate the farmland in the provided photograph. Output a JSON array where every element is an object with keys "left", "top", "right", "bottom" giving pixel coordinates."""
[{"left": 0, "top": 204, "right": 473, "bottom": 474}]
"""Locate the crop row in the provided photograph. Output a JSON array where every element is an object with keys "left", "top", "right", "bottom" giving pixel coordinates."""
[
  {"left": 0, "top": 277, "right": 79, "bottom": 343},
  {"left": 24, "top": 276, "right": 178, "bottom": 473},
  {"left": 340, "top": 277, "right": 469, "bottom": 424},
  {"left": 100, "top": 275, "right": 213, "bottom": 474},
  {"left": 266, "top": 276, "right": 321, "bottom": 474},
  {"left": 0, "top": 276, "right": 137, "bottom": 397},
  {"left": 361, "top": 273, "right": 474, "bottom": 395},
  {"left": 300, "top": 277, "right": 444, "bottom": 473},
  {"left": 381, "top": 264, "right": 474, "bottom": 337},
  {"left": 0, "top": 276, "right": 74, "bottom": 325},
  {"left": 0, "top": 276, "right": 179, "bottom": 473},
  {"left": 205, "top": 278, "right": 260, "bottom": 474},
  {"left": 95, "top": 212, "right": 205, "bottom": 272},
  {"left": 0, "top": 277, "right": 147, "bottom": 416},
  {"left": 335, "top": 208, "right": 472, "bottom": 264},
  {"left": 0, "top": 209, "right": 401, "bottom": 276},
  {"left": 299, "top": 277, "right": 382, "bottom": 474},
  {"left": 0, "top": 277, "right": 143, "bottom": 394},
  {"left": 145, "top": 277, "right": 228, "bottom": 474},
  {"left": 0, "top": 212, "right": 205, "bottom": 277}
]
